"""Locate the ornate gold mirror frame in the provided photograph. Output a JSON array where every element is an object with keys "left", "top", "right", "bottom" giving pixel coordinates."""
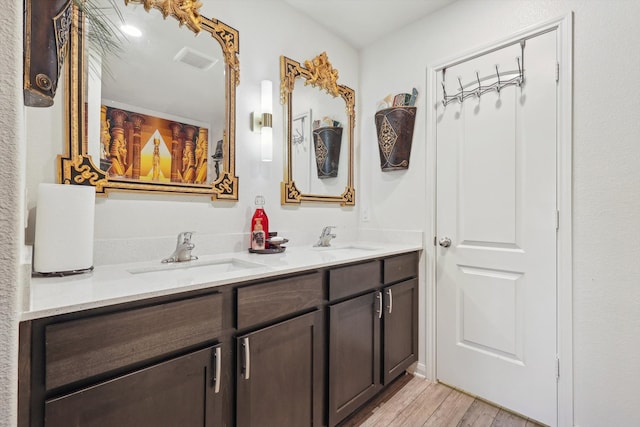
[
  {"left": 59, "top": 0, "right": 240, "bottom": 199},
  {"left": 280, "top": 53, "right": 355, "bottom": 206}
]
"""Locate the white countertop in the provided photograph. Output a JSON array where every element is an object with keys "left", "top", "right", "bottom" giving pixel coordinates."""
[{"left": 23, "top": 242, "right": 422, "bottom": 321}]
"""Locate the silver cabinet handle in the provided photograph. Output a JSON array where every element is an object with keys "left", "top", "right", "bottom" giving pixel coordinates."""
[
  {"left": 439, "top": 237, "right": 452, "bottom": 247},
  {"left": 242, "top": 337, "right": 251, "bottom": 380},
  {"left": 214, "top": 346, "right": 221, "bottom": 394},
  {"left": 387, "top": 289, "right": 393, "bottom": 314},
  {"left": 377, "top": 292, "right": 383, "bottom": 319}
]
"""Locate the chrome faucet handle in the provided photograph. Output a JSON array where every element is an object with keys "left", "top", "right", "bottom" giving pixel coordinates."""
[
  {"left": 163, "top": 231, "right": 198, "bottom": 263},
  {"left": 178, "top": 231, "right": 195, "bottom": 244},
  {"left": 315, "top": 226, "right": 337, "bottom": 247},
  {"left": 321, "top": 225, "right": 336, "bottom": 236}
]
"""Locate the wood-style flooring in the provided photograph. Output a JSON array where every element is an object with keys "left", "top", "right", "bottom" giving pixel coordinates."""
[{"left": 338, "top": 374, "right": 547, "bottom": 427}]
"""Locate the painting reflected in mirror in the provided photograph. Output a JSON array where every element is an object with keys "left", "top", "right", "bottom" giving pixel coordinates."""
[
  {"left": 281, "top": 52, "right": 355, "bottom": 206},
  {"left": 59, "top": 0, "right": 239, "bottom": 199}
]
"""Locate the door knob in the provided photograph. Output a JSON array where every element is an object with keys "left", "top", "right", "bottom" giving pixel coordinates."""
[{"left": 439, "top": 237, "right": 452, "bottom": 248}]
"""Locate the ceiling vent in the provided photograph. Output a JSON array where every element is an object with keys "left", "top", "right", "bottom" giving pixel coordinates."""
[{"left": 173, "top": 47, "right": 218, "bottom": 71}]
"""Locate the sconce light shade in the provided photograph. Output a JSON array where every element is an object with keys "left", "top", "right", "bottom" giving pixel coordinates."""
[
  {"left": 261, "top": 126, "right": 273, "bottom": 162},
  {"left": 252, "top": 80, "right": 273, "bottom": 162}
]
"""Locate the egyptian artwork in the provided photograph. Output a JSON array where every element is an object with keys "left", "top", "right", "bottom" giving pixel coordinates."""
[{"left": 100, "top": 105, "right": 212, "bottom": 184}]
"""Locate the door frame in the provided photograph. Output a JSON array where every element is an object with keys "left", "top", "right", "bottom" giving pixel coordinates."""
[{"left": 423, "top": 14, "right": 573, "bottom": 427}]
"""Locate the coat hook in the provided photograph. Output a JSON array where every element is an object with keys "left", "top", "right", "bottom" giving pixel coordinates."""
[
  {"left": 442, "top": 69, "right": 450, "bottom": 106},
  {"left": 475, "top": 71, "right": 482, "bottom": 97},
  {"left": 516, "top": 57, "right": 523, "bottom": 87},
  {"left": 441, "top": 81, "right": 448, "bottom": 106},
  {"left": 495, "top": 65, "right": 501, "bottom": 93},
  {"left": 457, "top": 77, "right": 464, "bottom": 103}
]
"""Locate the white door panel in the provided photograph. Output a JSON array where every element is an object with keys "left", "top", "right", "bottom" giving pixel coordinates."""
[
  {"left": 460, "top": 88, "right": 518, "bottom": 246},
  {"left": 436, "top": 31, "right": 558, "bottom": 426},
  {"left": 458, "top": 265, "right": 523, "bottom": 359}
]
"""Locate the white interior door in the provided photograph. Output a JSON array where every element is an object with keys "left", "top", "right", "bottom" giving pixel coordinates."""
[{"left": 436, "top": 31, "right": 558, "bottom": 425}]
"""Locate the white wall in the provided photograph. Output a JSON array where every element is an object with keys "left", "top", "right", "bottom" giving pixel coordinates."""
[
  {"left": 360, "top": 1, "right": 640, "bottom": 426},
  {"left": 24, "top": 1, "right": 361, "bottom": 264},
  {"left": 0, "top": 1, "right": 24, "bottom": 425},
  {"left": 9, "top": 0, "right": 640, "bottom": 426}
]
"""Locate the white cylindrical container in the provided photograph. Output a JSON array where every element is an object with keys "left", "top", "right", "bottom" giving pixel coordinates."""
[{"left": 33, "top": 183, "right": 96, "bottom": 275}]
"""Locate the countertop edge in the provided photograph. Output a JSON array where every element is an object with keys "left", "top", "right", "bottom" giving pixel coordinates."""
[{"left": 21, "top": 243, "right": 423, "bottom": 321}]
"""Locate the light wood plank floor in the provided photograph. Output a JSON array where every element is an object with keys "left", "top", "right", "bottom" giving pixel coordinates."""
[{"left": 339, "top": 374, "right": 547, "bottom": 427}]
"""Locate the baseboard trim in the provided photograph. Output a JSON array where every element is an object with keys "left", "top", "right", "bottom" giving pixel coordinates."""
[{"left": 412, "top": 362, "right": 427, "bottom": 379}]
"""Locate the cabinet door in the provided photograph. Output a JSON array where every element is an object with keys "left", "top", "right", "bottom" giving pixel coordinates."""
[
  {"left": 44, "top": 344, "right": 223, "bottom": 427},
  {"left": 236, "top": 310, "right": 323, "bottom": 427},
  {"left": 383, "top": 278, "right": 418, "bottom": 384},
  {"left": 329, "top": 291, "right": 381, "bottom": 427}
]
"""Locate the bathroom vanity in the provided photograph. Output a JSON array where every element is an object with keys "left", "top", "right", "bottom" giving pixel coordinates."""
[{"left": 18, "top": 245, "right": 420, "bottom": 427}]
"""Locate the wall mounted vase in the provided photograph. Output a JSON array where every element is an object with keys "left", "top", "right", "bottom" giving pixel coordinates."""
[
  {"left": 313, "top": 126, "right": 343, "bottom": 179},
  {"left": 374, "top": 106, "right": 417, "bottom": 171}
]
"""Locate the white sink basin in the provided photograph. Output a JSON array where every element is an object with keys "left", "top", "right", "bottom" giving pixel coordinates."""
[{"left": 128, "top": 258, "right": 265, "bottom": 278}]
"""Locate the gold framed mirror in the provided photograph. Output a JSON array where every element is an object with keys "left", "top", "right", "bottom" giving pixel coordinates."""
[
  {"left": 280, "top": 53, "right": 355, "bottom": 206},
  {"left": 59, "top": 0, "right": 239, "bottom": 199}
]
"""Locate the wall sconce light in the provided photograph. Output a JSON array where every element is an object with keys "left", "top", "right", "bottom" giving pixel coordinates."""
[{"left": 251, "top": 80, "right": 273, "bottom": 162}]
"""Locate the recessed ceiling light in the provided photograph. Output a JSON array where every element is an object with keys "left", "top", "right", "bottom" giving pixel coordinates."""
[{"left": 120, "top": 24, "right": 142, "bottom": 38}]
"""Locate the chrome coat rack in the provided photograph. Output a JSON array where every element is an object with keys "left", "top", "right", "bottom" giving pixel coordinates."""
[{"left": 442, "top": 41, "right": 525, "bottom": 106}]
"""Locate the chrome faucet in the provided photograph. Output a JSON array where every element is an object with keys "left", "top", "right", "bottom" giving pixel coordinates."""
[
  {"left": 314, "top": 226, "right": 337, "bottom": 247},
  {"left": 162, "top": 231, "right": 198, "bottom": 263}
]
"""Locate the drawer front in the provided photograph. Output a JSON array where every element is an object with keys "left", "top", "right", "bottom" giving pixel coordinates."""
[
  {"left": 329, "top": 261, "right": 380, "bottom": 301},
  {"left": 45, "top": 292, "right": 223, "bottom": 390},
  {"left": 237, "top": 272, "right": 323, "bottom": 330},
  {"left": 383, "top": 252, "right": 418, "bottom": 284}
]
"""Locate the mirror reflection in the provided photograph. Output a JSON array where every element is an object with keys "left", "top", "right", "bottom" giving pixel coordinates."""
[
  {"left": 290, "top": 80, "right": 348, "bottom": 195},
  {"left": 59, "top": 0, "right": 240, "bottom": 199},
  {"left": 90, "top": 1, "right": 225, "bottom": 184},
  {"left": 281, "top": 53, "right": 355, "bottom": 206}
]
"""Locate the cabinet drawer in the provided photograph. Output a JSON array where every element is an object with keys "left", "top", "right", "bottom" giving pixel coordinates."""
[
  {"left": 45, "top": 292, "right": 223, "bottom": 390},
  {"left": 329, "top": 261, "right": 380, "bottom": 301},
  {"left": 383, "top": 252, "right": 418, "bottom": 284},
  {"left": 237, "top": 272, "right": 323, "bottom": 330}
]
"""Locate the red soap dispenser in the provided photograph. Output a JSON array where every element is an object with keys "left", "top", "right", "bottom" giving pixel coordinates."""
[{"left": 251, "top": 195, "right": 269, "bottom": 248}]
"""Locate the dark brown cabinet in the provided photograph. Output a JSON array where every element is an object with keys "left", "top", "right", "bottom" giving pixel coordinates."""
[
  {"left": 19, "top": 251, "right": 419, "bottom": 427},
  {"left": 329, "top": 291, "right": 381, "bottom": 427},
  {"left": 236, "top": 310, "right": 323, "bottom": 427},
  {"left": 381, "top": 253, "right": 419, "bottom": 385},
  {"left": 328, "top": 253, "right": 419, "bottom": 426},
  {"left": 45, "top": 344, "right": 223, "bottom": 427},
  {"left": 382, "top": 278, "right": 418, "bottom": 384},
  {"left": 20, "top": 291, "right": 230, "bottom": 427}
]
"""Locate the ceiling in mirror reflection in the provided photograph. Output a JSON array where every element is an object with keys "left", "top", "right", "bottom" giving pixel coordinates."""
[{"left": 96, "top": 1, "right": 224, "bottom": 125}]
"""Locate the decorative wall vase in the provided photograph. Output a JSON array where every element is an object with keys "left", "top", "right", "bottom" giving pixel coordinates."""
[
  {"left": 24, "top": 0, "right": 73, "bottom": 107},
  {"left": 374, "top": 106, "right": 417, "bottom": 171},
  {"left": 312, "top": 126, "right": 343, "bottom": 179}
]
